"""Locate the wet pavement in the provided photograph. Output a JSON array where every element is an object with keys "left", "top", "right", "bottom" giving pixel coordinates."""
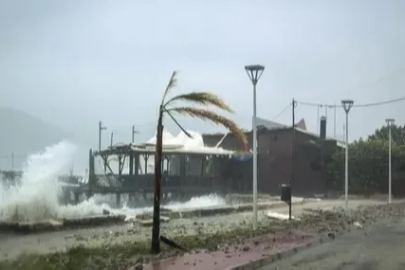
[
  {"left": 143, "top": 230, "right": 315, "bottom": 270},
  {"left": 260, "top": 218, "right": 405, "bottom": 270}
]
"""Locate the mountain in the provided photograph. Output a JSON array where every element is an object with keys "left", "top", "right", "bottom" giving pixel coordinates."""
[{"left": 0, "top": 107, "right": 71, "bottom": 170}]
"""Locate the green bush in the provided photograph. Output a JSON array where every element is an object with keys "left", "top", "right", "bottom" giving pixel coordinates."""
[{"left": 326, "top": 138, "right": 405, "bottom": 196}]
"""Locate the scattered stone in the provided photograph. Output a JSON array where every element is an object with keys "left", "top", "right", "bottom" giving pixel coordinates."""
[
  {"left": 65, "top": 235, "right": 74, "bottom": 240},
  {"left": 74, "top": 235, "right": 86, "bottom": 241},
  {"left": 127, "top": 229, "right": 136, "bottom": 234}
]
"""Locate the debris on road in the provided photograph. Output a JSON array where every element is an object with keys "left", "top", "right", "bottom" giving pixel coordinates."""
[
  {"left": 266, "top": 211, "right": 300, "bottom": 221},
  {"left": 353, "top": 221, "right": 363, "bottom": 229}
]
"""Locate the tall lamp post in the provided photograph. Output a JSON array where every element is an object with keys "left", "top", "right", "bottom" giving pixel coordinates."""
[
  {"left": 341, "top": 100, "right": 354, "bottom": 212},
  {"left": 245, "top": 64, "right": 265, "bottom": 230},
  {"left": 386, "top": 118, "right": 395, "bottom": 204},
  {"left": 98, "top": 121, "right": 107, "bottom": 151}
]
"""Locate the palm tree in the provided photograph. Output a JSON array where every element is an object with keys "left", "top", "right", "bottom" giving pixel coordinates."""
[{"left": 151, "top": 71, "right": 248, "bottom": 253}]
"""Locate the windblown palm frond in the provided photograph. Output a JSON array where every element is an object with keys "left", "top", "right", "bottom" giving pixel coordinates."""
[
  {"left": 164, "top": 92, "right": 233, "bottom": 113},
  {"left": 167, "top": 107, "right": 248, "bottom": 152},
  {"left": 161, "top": 71, "right": 179, "bottom": 106}
]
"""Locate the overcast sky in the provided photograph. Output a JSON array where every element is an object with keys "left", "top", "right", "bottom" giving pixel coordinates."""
[{"left": 1, "top": 0, "right": 405, "bottom": 147}]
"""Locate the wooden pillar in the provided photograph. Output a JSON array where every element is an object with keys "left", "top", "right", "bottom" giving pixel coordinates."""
[
  {"left": 88, "top": 148, "right": 95, "bottom": 196},
  {"left": 200, "top": 155, "right": 205, "bottom": 177},
  {"left": 116, "top": 193, "right": 121, "bottom": 207},
  {"left": 166, "top": 156, "right": 170, "bottom": 172},
  {"left": 135, "top": 154, "right": 140, "bottom": 175},
  {"left": 103, "top": 154, "right": 107, "bottom": 172},
  {"left": 118, "top": 155, "right": 122, "bottom": 174},
  {"left": 129, "top": 153, "right": 134, "bottom": 175},
  {"left": 144, "top": 154, "right": 149, "bottom": 174},
  {"left": 74, "top": 192, "right": 80, "bottom": 204}
]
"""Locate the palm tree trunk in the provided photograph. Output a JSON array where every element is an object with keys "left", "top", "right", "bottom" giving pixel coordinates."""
[{"left": 151, "top": 108, "right": 164, "bottom": 254}]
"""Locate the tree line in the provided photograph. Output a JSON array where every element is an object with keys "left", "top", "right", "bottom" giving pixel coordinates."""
[{"left": 326, "top": 124, "right": 405, "bottom": 196}]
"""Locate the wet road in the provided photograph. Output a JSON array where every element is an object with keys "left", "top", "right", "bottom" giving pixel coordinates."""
[{"left": 260, "top": 217, "right": 405, "bottom": 270}]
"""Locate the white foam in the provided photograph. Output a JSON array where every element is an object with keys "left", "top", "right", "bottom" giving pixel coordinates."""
[
  {"left": 0, "top": 141, "right": 227, "bottom": 222},
  {"left": 164, "top": 194, "right": 226, "bottom": 211},
  {"left": 0, "top": 141, "right": 77, "bottom": 222}
]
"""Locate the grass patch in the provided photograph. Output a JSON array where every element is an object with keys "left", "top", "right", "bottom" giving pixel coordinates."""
[{"left": 0, "top": 220, "right": 290, "bottom": 270}]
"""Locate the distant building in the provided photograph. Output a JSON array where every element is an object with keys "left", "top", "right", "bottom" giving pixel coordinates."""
[
  {"left": 255, "top": 117, "right": 307, "bottom": 131},
  {"left": 202, "top": 117, "right": 343, "bottom": 196}
]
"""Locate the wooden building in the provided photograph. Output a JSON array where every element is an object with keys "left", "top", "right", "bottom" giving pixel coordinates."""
[{"left": 75, "top": 130, "right": 237, "bottom": 205}]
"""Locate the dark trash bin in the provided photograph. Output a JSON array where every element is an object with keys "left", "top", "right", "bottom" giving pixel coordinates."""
[{"left": 281, "top": 184, "right": 292, "bottom": 203}]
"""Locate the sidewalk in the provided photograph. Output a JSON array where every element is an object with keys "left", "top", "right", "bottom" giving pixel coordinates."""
[{"left": 142, "top": 230, "right": 316, "bottom": 270}]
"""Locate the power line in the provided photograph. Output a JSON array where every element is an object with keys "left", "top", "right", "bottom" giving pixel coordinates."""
[
  {"left": 296, "top": 101, "right": 335, "bottom": 107},
  {"left": 353, "top": 96, "right": 405, "bottom": 107},
  {"left": 271, "top": 103, "right": 292, "bottom": 120},
  {"left": 296, "top": 96, "right": 405, "bottom": 108}
]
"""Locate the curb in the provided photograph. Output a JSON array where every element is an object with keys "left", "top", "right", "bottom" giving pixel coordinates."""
[{"left": 228, "top": 230, "right": 345, "bottom": 270}]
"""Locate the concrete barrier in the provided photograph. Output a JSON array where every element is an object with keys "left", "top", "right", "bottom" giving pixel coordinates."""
[
  {"left": 0, "top": 221, "right": 20, "bottom": 232},
  {"left": 0, "top": 215, "right": 126, "bottom": 234},
  {"left": 0, "top": 219, "right": 63, "bottom": 233},
  {"left": 0, "top": 200, "right": 306, "bottom": 234},
  {"left": 62, "top": 215, "right": 127, "bottom": 228}
]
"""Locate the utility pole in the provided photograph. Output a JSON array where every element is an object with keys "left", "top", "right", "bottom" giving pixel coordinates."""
[
  {"left": 110, "top": 132, "right": 114, "bottom": 148},
  {"left": 334, "top": 104, "right": 337, "bottom": 139},
  {"left": 98, "top": 121, "right": 107, "bottom": 151},
  {"left": 317, "top": 106, "right": 320, "bottom": 133},
  {"left": 11, "top": 153, "right": 14, "bottom": 170},
  {"left": 132, "top": 125, "right": 139, "bottom": 143},
  {"left": 290, "top": 99, "right": 296, "bottom": 221}
]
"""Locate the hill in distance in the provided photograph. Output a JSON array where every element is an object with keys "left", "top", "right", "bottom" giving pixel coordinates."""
[{"left": 0, "top": 107, "right": 71, "bottom": 170}]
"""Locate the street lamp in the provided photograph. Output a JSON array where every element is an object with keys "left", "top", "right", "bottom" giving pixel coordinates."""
[
  {"left": 245, "top": 64, "right": 265, "bottom": 230},
  {"left": 341, "top": 100, "right": 354, "bottom": 212},
  {"left": 386, "top": 118, "right": 395, "bottom": 204},
  {"left": 98, "top": 121, "right": 107, "bottom": 151}
]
